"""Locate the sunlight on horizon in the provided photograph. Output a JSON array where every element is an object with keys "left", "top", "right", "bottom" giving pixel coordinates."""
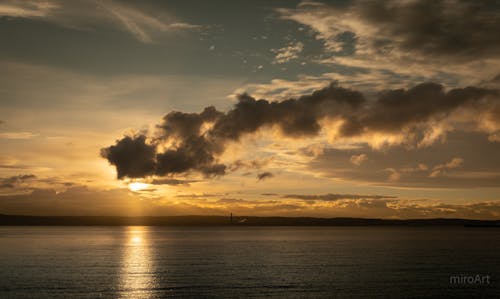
[{"left": 128, "top": 182, "right": 150, "bottom": 192}]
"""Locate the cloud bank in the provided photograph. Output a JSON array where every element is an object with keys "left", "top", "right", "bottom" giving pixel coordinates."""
[
  {"left": 281, "top": 193, "right": 397, "bottom": 201},
  {"left": 102, "top": 82, "right": 498, "bottom": 181},
  {"left": 1, "top": 185, "right": 499, "bottom": 219},
  {"left": 102, "top": 83, "right": 364, "bottom": 178},
  {"left": 278, "top": 0, "right": 500, "bottom": 82}
]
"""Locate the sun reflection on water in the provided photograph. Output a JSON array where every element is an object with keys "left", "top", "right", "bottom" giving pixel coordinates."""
[{"left": 119, "top": 226, "right": 156, "bottom": 299}]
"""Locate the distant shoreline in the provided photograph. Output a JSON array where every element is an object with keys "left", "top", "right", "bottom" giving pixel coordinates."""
[{"left": 1, "top": 214, "right": 499, "bottom": 227}]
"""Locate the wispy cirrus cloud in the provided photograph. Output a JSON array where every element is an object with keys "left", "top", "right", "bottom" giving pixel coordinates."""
[
  {"left": 429, "top": 157, "right": 464, "bottom": 178},
  {"left": 0, "top": 0, "right": 202, "bottom": 43},
  {"left": 0, "top": 0, "right": 58, "bottom": 18},
  {"left": 0, "top": 132, "right": 38, "bottom": 139},
  {"left": 0, "top": 173, "right": 76, "bottom": 195},
  {"left": 281, "top": 193, "right": 397, "bottom": 201},
  {"left": 0, "top": 174, "right": 36, "bottom": 189},
  {"left": 96, "top": 0, "right": 202, "bottom": 43}
]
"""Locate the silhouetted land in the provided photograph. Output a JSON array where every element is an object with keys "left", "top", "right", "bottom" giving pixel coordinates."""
[{"left": 0, "top": 214, "right": 499, "bottom": 226}]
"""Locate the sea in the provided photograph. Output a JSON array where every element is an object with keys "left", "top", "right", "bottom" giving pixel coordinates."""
[{"left": 0, "top": 226, "right": 498, "bottom": 298}]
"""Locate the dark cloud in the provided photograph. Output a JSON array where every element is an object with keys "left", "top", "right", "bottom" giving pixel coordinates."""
[
  {"left": 282, "top": 193, "right": 397, "bottom": 201},
  {"left": 102, "top": 83, "right": 364, "bottom": 179},
  {"left": 227, "top": 158, "right": 271, "bottom": 172},
  {"left": 209, "top": 86, "right": 364, "bottom": 140},
  {"left": 175, "top": 193, "right": 228, "bottom": 199},
  {"left": 491, "top": 74, "right": 500, "bottom": 85},
  {"left": 100, "top": 135, "right": 156, "bottom": 179},
  {"left": 154, "top": 107, "right": 227, "bottom": 177},
  {"left": 358, "top": 0, "right": 500, "bottom": 60},
  {"left": 149, "top": 178, "right": 198, "bottom": 186},
  {"left": 216, "top": 198, "right": 277, "bottom": 205},
  {"left": 0, "top": 165, "right": 29, "bottom": 170},
  {"left": 0, "top": 174, "right": 36, "bottom": 189},
  {"left": 257, "top": 172, "right": 274, "bottom": 181},
  {"left": 339, "top": 83, "right": 498, "bottom": 137},
  {"left": 102, "top": 82, "right": 498, "bottom": 180}
]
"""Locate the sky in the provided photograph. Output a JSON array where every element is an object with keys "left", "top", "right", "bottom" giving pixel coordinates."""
[{"left": 1, "top": 0, "right": 500, "bottom": 219}]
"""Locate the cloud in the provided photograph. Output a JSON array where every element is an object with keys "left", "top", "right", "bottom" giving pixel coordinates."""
[
  {"left": 149, "top": 178, "right": 197, "bottom": 186},
  {"left": 0, "top": 0, "right": 201, "bottom": 43},
  {"left": 0, "top": 185, "right": 499, "bottom": 219},
  {"left": 227, "top": 158, "right": 272, "bottom": 172},
  {"left": 257, "top": 172, "right": 274, "bottom": 181},
  {"left": 0, "top": 186, "right": 144, "bottom": 216},
  {"left": 429, "top": 157, "right": 464, "bottom": 178},
  {"left": 385, "top": 168, "right": 401, "bottom": 182},
  {"left": 282, "top": 193, "right": 397, "bottom": 201},
  {"left": 309, "top": 131, "right": 500, "bottom": 188},
  {"left": 175, "top": 193, "right": 228, "bottom": 199},
  {"left": 103, "top": 81, "right": 499, "bottom": 182},
  {"left": 100, "top": 135, "right": 156, "bottom": 179},
  {"left": 277, "top": 0, "right": 500, "bottom": 83},
  {"left": 0, "top": 164, "right": 30, "bottom": 170},
  {"left": 390, "top": 200, "right": 500, "bottom": 220},
  {"left": 0, "top": 174, "right": 80, "bottom": 195},
  {"left": 0, "top": 1, "right": 57, "bottom": 18},
  {"left": 0, "top": 132, "right": 38, "bottom": 139},
  {"left": 0, "top": 174, "right": 36, "bottom": 189},
  {"left": 96, "top": 0, "right": 202, "bottom": 43},
  {"left": 350, "top": 153, "right": 367, "bottom": 166},
  {"left": 272, "top": 41, "right": 304, "bottom": 64},
  {"left": 354, "top": 0, "right": 500, "bottom": 59},
  {"left": 216, "top": 198, "right": 277, "bottom": 205},
  {"left": 102, "top": 82, "right": 364, "bottom": 179},
  {"left": 337, "top": 83, "right": 498, "bottom": 139}
]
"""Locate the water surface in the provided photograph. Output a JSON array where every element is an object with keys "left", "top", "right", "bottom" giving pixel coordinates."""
[{"left": 0, "top": 226, "right": 498, "bottom": 298}]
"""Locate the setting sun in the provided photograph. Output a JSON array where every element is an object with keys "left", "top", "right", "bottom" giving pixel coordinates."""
[
  {"left": 130, "top": 236, "right": 142, "bottom": 244},
  {"left": 128, "top": 182, "right": 149, "bottom": 192}
]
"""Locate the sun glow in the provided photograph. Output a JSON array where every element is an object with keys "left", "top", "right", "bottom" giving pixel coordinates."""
[
  {"left": 131, "top": 236, "right": 142, "bottom": 244},
  {"left": 128, "top": 182, "right": 149, "bottom": 192}
]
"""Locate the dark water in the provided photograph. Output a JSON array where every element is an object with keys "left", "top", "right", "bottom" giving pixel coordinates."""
[{"left": 0, "top": 226, "right": 498, "bottom": 298}]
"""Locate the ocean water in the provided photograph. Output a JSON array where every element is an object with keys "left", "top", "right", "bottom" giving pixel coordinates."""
[{"left": 0, "top": 226, "right": 498, "bottom": 298}]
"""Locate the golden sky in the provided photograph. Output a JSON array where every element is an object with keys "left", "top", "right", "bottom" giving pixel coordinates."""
[{"left": 1, "top": 0, "right": 500, "bottom": 219}]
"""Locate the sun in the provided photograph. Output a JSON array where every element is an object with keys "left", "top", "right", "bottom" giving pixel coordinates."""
[
  {"left": 130, "top": 236, "right": 142, "bottom": 244},
  {"left": 128, "top": 182, "right": 149, "bottom": 192}
]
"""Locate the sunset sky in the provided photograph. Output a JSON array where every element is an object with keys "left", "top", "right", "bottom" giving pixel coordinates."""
[{"left": 1, "top": 0, "right": 499, "bottom": 219}]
